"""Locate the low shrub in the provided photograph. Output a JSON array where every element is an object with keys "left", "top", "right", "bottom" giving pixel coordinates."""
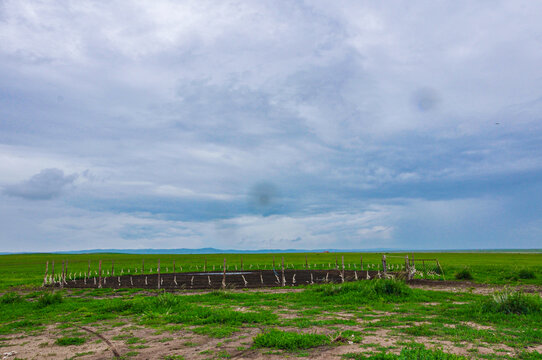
[
  {"left": 454, "top": 268, "right": 473, "bottom": 280},
  {"left": 0, "top": 292, "right": 22, "bottom": 304},
  {"left": 518, "top": 269, "right": 536, "bottom": 280},
  {"left": 253, "top": 329, "right": 330, "bottom": 350},
  {"left": 478, "top": 290, "right": 542, "bottom": 315},
  {"left": 36, "top": 292, "right": 63, "bottom": 308},
  {"left": 55, "top": 336, "right": 86, "bottom": 346}
]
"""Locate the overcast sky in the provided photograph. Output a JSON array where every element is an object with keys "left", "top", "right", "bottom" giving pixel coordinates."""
[{"left": 1, "top": 1, "right": 542, "bottom": 252}]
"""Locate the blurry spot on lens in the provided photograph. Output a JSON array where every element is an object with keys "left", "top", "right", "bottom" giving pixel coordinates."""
[
  {"left": 248, "top": 182, "right": 278, "bottom": 214},
  {"left": 412, "top": 87, "right": 439, "bottom": 112}
]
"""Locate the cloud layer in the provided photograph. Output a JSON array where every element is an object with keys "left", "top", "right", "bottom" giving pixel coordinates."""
[{"left": 1, "top": 1, "right": 542, "bottom": 251}]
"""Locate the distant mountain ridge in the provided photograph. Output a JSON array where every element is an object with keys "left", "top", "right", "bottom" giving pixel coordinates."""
[{"left": 1, "top": 248, "right": 541, "bottom": 255}]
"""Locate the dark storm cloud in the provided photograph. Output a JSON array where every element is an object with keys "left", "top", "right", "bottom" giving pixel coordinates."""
[{"left": 3, "top": 168, "right": 77, "bottom": 200}]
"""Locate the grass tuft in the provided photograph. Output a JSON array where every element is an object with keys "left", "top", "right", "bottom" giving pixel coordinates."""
[
  {"left": 0, "top": 292, "right": 22, "bottom": 304},
  {"left": 253, "top": 329, "right": 330, "bottom": 350},
  {"left": 454, "top": 268, "right": 473, "bottom": 280},
  {"left": 342, "top": 344, "right": 468, "bottom": 359},
  {"left": 36, "top": 292, "right": 63, "bottom": 308},
  {"left": 55, "top": 336, "right": 86, "bottom": 346},
  {"left": 478, "top": 290, "right": 542, "bottom": 315},
  {"left": 518, "top": 269, "right": 536, "bottom": 280}
]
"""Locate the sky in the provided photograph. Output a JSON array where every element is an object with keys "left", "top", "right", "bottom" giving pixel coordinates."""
[{"left": 1, "top": 1, "right": 542, "bottom": 252}]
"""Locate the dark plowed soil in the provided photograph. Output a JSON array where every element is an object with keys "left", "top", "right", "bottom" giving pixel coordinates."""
[{"left": 50, "top": 269, "right": 398, "bottom": 290}]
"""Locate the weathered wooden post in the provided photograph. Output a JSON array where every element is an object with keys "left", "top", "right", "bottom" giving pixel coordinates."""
[
  {"left": 335, "top": 256, "right": 338, "bottom": 270},
  {"left": 240, "top": 257, "right": 243, "bottom": 271},
  {"left": 157, "top": 259, "right": 161, "bottom": 290},
  {"left": 382, "top": 255, "right": 387, "bottom": 276},
  {"left": 173, "top": 260, "right": 176, "bottom": 273},
  {"left": 222, "top": 258, "right": 226, "bottom": 289},
  {"left": 111, "top": 260, "right": 115, "bottom": 277},
  {"left": 341, "top": 255, "right": 345, "bottom": 283},
  {"left": 65, "top": 261, "right": 68, "bottom": 284},
  {"left": 360, "top": 255, "right": 363, "bottom": 271},
  {"left": 51, "top": 260, "right": 55, "bottom": 285},
  {"left": 204, "top": 258, "right": 207, "bottom": 272},
  {"left": 405, "top": 255, "right": 410, "bottom": 280},
  {"left": 422, "top": 260, "right": 426, "bottom": 277},
  {"left": 61, "top": 261, "right": 65, "bottom": 288},
  {"left": 281, "top": 257, "right": 285, "bottom": 287},
  {"left": 98, "top": 260, "right": 102, "bottom": 288},
  {"left": 43, "top": 261, "right": 49, "bottom": 287},
  {"left": 87, "top": 259, "right": 91, "bottom": 279}
]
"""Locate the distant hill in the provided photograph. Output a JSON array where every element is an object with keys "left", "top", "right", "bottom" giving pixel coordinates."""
[{"left": 0, "top": 248, "right": 540, "bottom": 255}]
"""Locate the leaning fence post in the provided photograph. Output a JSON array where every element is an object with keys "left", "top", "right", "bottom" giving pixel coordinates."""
[
  {"left": 98, "top": 260, "right": 102, "bottom": 288},
  {"left": 341, "top": 255, "right": 345, "bottom": 283},
  {"left": 43, "top": 261, "right": 49, "bottom": 287},
  {"left": 222, "top": 258, "right": 226, "bottom": 289},
  {"left": 382, "top": 255, "right": 387, "bottom": 276},
  {"left": 436, "top": 259, "right": 445, "bottom": 280},
  {"left": 281, "top": 257, "right": 285, "bottom": 287},
  {"left": 157, "top": 259, "right": 161, "bottom": 290}
]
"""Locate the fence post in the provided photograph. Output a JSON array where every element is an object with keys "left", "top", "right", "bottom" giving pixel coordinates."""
[
  {"left": 436, "top": 259, "right": 445, "bottom": 280},
  {"left": 173, "top": 260, "right": 176, "bottom": 273},
  {"left": 341, "top": 256, "right": 345, "bottom": 283},
  {"left": 222, "top": 258, "right": 226, "bottom": 289},
  {"left": 98, "top": 260, "right": 102, "bottom": 288},
  {"left": 335, "top": 256, "right": 338, "bottom": 270},
  {"left": 422, "top": 260, "right": 426, "bottom": 276},
  {"left": 360, "top": 255, "right": 363, "bottom": 271},
  {"left": 87, "top": 260, "right": 91, "bottom": 279},
  {"left": 65, "top": 261, "right": 68, "bottom": 284},
  {"left": 204, "top": 258, "right": 207, "bottom": 272},
  {"left": 405, "top": 255, "right": 411, "bottom": 280},
  {"left": 61, "top": 261, "right": 65, "bottom": 288},
  {"left": 305, "top": 255, "right": 308, "bottom": 269},
  {"left": 142, "top": 259, "right": 145, "bottom": 273},
  {"left": 281, "top": 257, "right": 285, "bottom": 287},
  {"left": 112, "top": 260, "right": 115, "bottom": 277},
  {"left": 157, "top": 259, "right": 161, "bottom": 290},
  {"left": 382, "top": 255, "right": 387, "bottom": 276},
  {"left": 51, "top": 260, "right": 55, "bottom": 285},
  {"left": 240, "top": 257, "right": 243, "bottom": 271},
  {"left": 43, "top": 261, "right": 49, "bottom": 287}
]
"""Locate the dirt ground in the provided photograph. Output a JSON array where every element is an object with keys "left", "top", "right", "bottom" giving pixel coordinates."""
[{"left": 2, "top": 281, "right": 541, "bottom": 360}]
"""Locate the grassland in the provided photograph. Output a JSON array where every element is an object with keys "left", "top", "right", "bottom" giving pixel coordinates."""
[
  {"left": 0, "top": 252, "right": 541, "bottom": 359},
  {"left": 1, "top": 252, "right": 541, "bottom": 290}
]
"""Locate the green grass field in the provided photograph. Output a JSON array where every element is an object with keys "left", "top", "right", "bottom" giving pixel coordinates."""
[
  {"left": 1, "top": 252, "right": 541, "bottom": 291},
  {"left": 0, "top": 252, "right": 541, "bottom": 359}
]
